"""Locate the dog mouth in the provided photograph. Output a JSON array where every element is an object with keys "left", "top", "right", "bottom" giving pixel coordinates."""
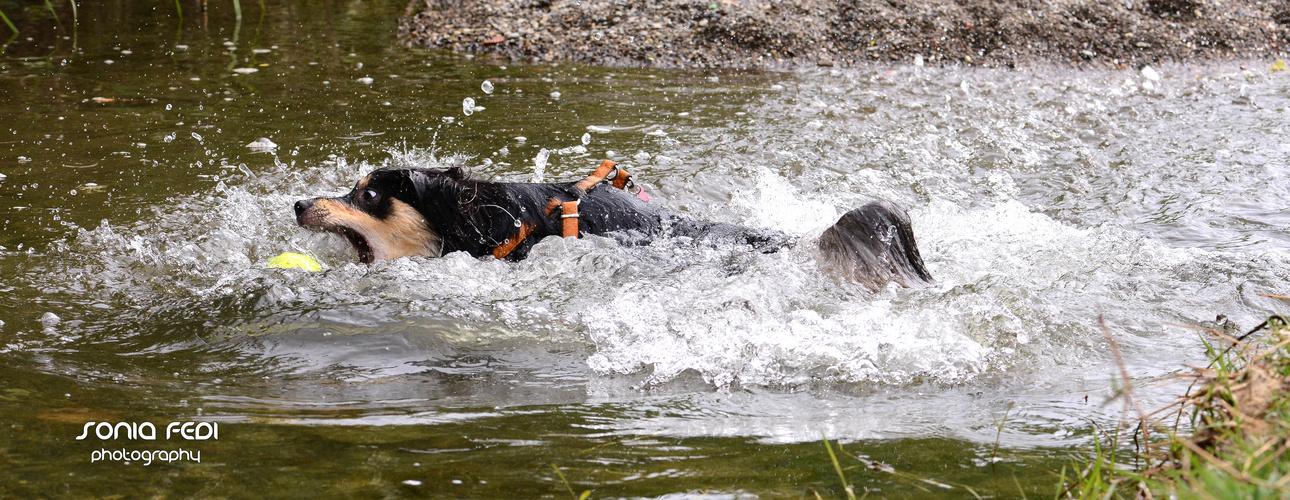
[{"left": 335, "top": 227, "right": 375, "bottom": 264}]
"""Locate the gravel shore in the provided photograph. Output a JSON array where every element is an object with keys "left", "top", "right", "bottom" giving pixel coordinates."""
[{"left": 399, "top": 0, "right": 1290, "bottom": 69}]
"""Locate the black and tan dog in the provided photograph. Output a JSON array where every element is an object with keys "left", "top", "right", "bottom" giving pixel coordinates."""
[{"left": 294, "top": 162, "right": 933, "bottom": 290}]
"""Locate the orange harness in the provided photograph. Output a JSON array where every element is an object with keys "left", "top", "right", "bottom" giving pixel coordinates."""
[{"left": 491, "top": 160, "right": 641, "bottom": 259}]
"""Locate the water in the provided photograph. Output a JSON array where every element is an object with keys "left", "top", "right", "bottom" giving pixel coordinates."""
[{"left": 3, "top": 1, "right": 1290, "bottom": 497}]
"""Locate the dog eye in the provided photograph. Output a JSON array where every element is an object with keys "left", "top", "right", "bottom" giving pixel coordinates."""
[{"left": 360, "top": 189, "right": 379, "bottom": 203}]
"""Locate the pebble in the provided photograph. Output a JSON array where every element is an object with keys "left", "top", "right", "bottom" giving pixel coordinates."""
[{"left": 398, "top": 0, "right": 1289, "bottom": 68}]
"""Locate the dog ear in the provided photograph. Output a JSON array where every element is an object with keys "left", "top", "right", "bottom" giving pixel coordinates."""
[
  {"left": 405, "top": 168, "right": 464, "bottom": 202},
  {"left": 409, "top": 170, "right": 431, "bottom": 200},
  {"left": 444, "top": 166, "right": 467, "bottom": 181}
]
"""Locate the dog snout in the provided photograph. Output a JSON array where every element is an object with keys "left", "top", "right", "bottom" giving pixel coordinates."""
[{"left": 294, "top": 199, "right": 314, "bottom": 221}]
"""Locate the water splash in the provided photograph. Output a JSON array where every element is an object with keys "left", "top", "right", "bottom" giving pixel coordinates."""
[{"left": 531, "top": 148, "right": 550, "bottom": 182}]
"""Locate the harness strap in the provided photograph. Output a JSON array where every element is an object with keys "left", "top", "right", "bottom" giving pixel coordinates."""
[
  {"left": 491, "top": 160, "right": 639, "bottom": 259},
  {"left": 560, "top": 201, "right": 580, "bottom": 237},
  {"left": 575, "top": 160, "right": 620, "bottom": 193},
  {"left": 492, "top": 221, "right": 536, "bottom": 259},
  {"left": 608, "top": 166, "right": 632, "bottom": 190}
]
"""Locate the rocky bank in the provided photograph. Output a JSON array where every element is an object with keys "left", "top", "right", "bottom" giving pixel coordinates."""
[{"left": 399, "top": 0, "right": 1290, "bottom": 69}]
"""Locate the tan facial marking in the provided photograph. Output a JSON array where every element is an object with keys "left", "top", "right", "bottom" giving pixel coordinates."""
[
  {"left": 298, "top": 197, "right": 442, "bottom": 262},
  {"left": 370, "top": 199, "right": 442, "bottom": 259}
]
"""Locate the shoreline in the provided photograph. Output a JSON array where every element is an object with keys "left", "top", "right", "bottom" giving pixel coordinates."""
[{"left": 399, "top": 0, "right": 1290, "bottom": 70}]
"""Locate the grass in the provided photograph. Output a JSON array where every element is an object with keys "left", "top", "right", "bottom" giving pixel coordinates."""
[
  {"left": 991, "top": 401, "right": 1015, "bottom": 469},
  {"left": 1063, "top": 315, "right": 1290, "bottom": 499},
  {"left": 822, "top": 435, "right": 859, "bottom": 500},
  {"left": 550, "top": 464, "right": 591, "bottom": 500},
  {"left": 2, "top": 0, "right": 78, "bottom": 38},
  {"left": 0, "top": 9, "right": 16, "bottom": 36}
]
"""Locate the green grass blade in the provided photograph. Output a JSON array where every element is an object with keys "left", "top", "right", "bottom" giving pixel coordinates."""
[
  {"left": 232, "top": 0, "right": 242, "bottom": 20},
  {"left": 550, "top": 464, "right": 583, "bottom": 500},
  {"left": 0, "top": 9, "right": 17, "bottom": 36},
  {"left": 990, "top": 401, "right": 1014, "bottom": 469},
  {"left": 39, "top": 0, "right": 64, "bottom": 30},
  {"left": 822, "top": 434, "right": 858, "bottom": 500}
]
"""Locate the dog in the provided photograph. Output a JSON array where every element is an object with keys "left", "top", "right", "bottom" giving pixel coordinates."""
[{"left": 293, "top": 162, "right": 933, "bottom": 290}]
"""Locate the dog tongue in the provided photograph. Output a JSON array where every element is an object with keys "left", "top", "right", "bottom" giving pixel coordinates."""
[{"left": 636, "top": 188, "right": 650, "bottom": 203}]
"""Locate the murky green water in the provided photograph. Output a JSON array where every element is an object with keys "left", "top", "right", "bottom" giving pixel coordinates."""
[{"left": 4, "top": 0, "right": 1290, "bottom": 498}]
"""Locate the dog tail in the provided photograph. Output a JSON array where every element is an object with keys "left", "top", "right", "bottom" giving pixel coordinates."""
[{"left": 818, "top": 201, "right": 933, "bottom": 291}]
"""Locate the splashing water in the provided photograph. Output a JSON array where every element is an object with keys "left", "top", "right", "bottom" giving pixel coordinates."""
[
  {"left": 9, "top": 55, "right": 1290, "bottom": 452},
  {"left": 532, "top": 148, "right": 550, "bottom": 182}
]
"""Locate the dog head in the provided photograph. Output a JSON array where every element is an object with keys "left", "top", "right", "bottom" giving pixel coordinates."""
[{"left": 294, "top": 168, "right": 446, "bottom": 263}]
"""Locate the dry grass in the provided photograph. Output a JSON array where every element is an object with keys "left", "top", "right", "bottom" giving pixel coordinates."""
[{"left": 1066, "top": 314, "right": 1290, "bottom": 499}]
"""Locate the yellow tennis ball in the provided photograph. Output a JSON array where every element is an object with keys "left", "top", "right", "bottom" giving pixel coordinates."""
[{"left": 266, "top": 252, "right": 321, "bottom": 272}]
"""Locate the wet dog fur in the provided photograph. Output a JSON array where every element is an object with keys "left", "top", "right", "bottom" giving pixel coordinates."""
[{"left": 294, "top": 167, "right": 933, "bottom": 290}]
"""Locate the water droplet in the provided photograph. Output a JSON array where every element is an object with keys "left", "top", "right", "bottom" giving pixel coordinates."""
[
  {"left": 581, "top": 133, "right": 591, "bottom": 145},
  {"left": 481, "top": 80, "right": 494, "bottom": 94},
  {"left": 166, "top": 104, "right": 173, "bottom": 111},
  {"left": 163, "top": 133, "right": 176, "bottom": 143},
  {"left": 550, "top": 91, "right": 562, "bottom": 99},
  {"left": 357, "top": 77, "right": 374, "bottom": 84},
  {"left": 247, "top": 137, "right": 277, "bottom": 150},
  {"left": 463, "top": 97, "right": 475, "bottom": 116},
  {"left": 39, "top": 312, "right": 60, "bottom": 327},
  {"left": 532, "top": 149, "right": 550, "bottom": 182},
  {"left": 191, "top": 132, "right": 204, "bottom": 142}
]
